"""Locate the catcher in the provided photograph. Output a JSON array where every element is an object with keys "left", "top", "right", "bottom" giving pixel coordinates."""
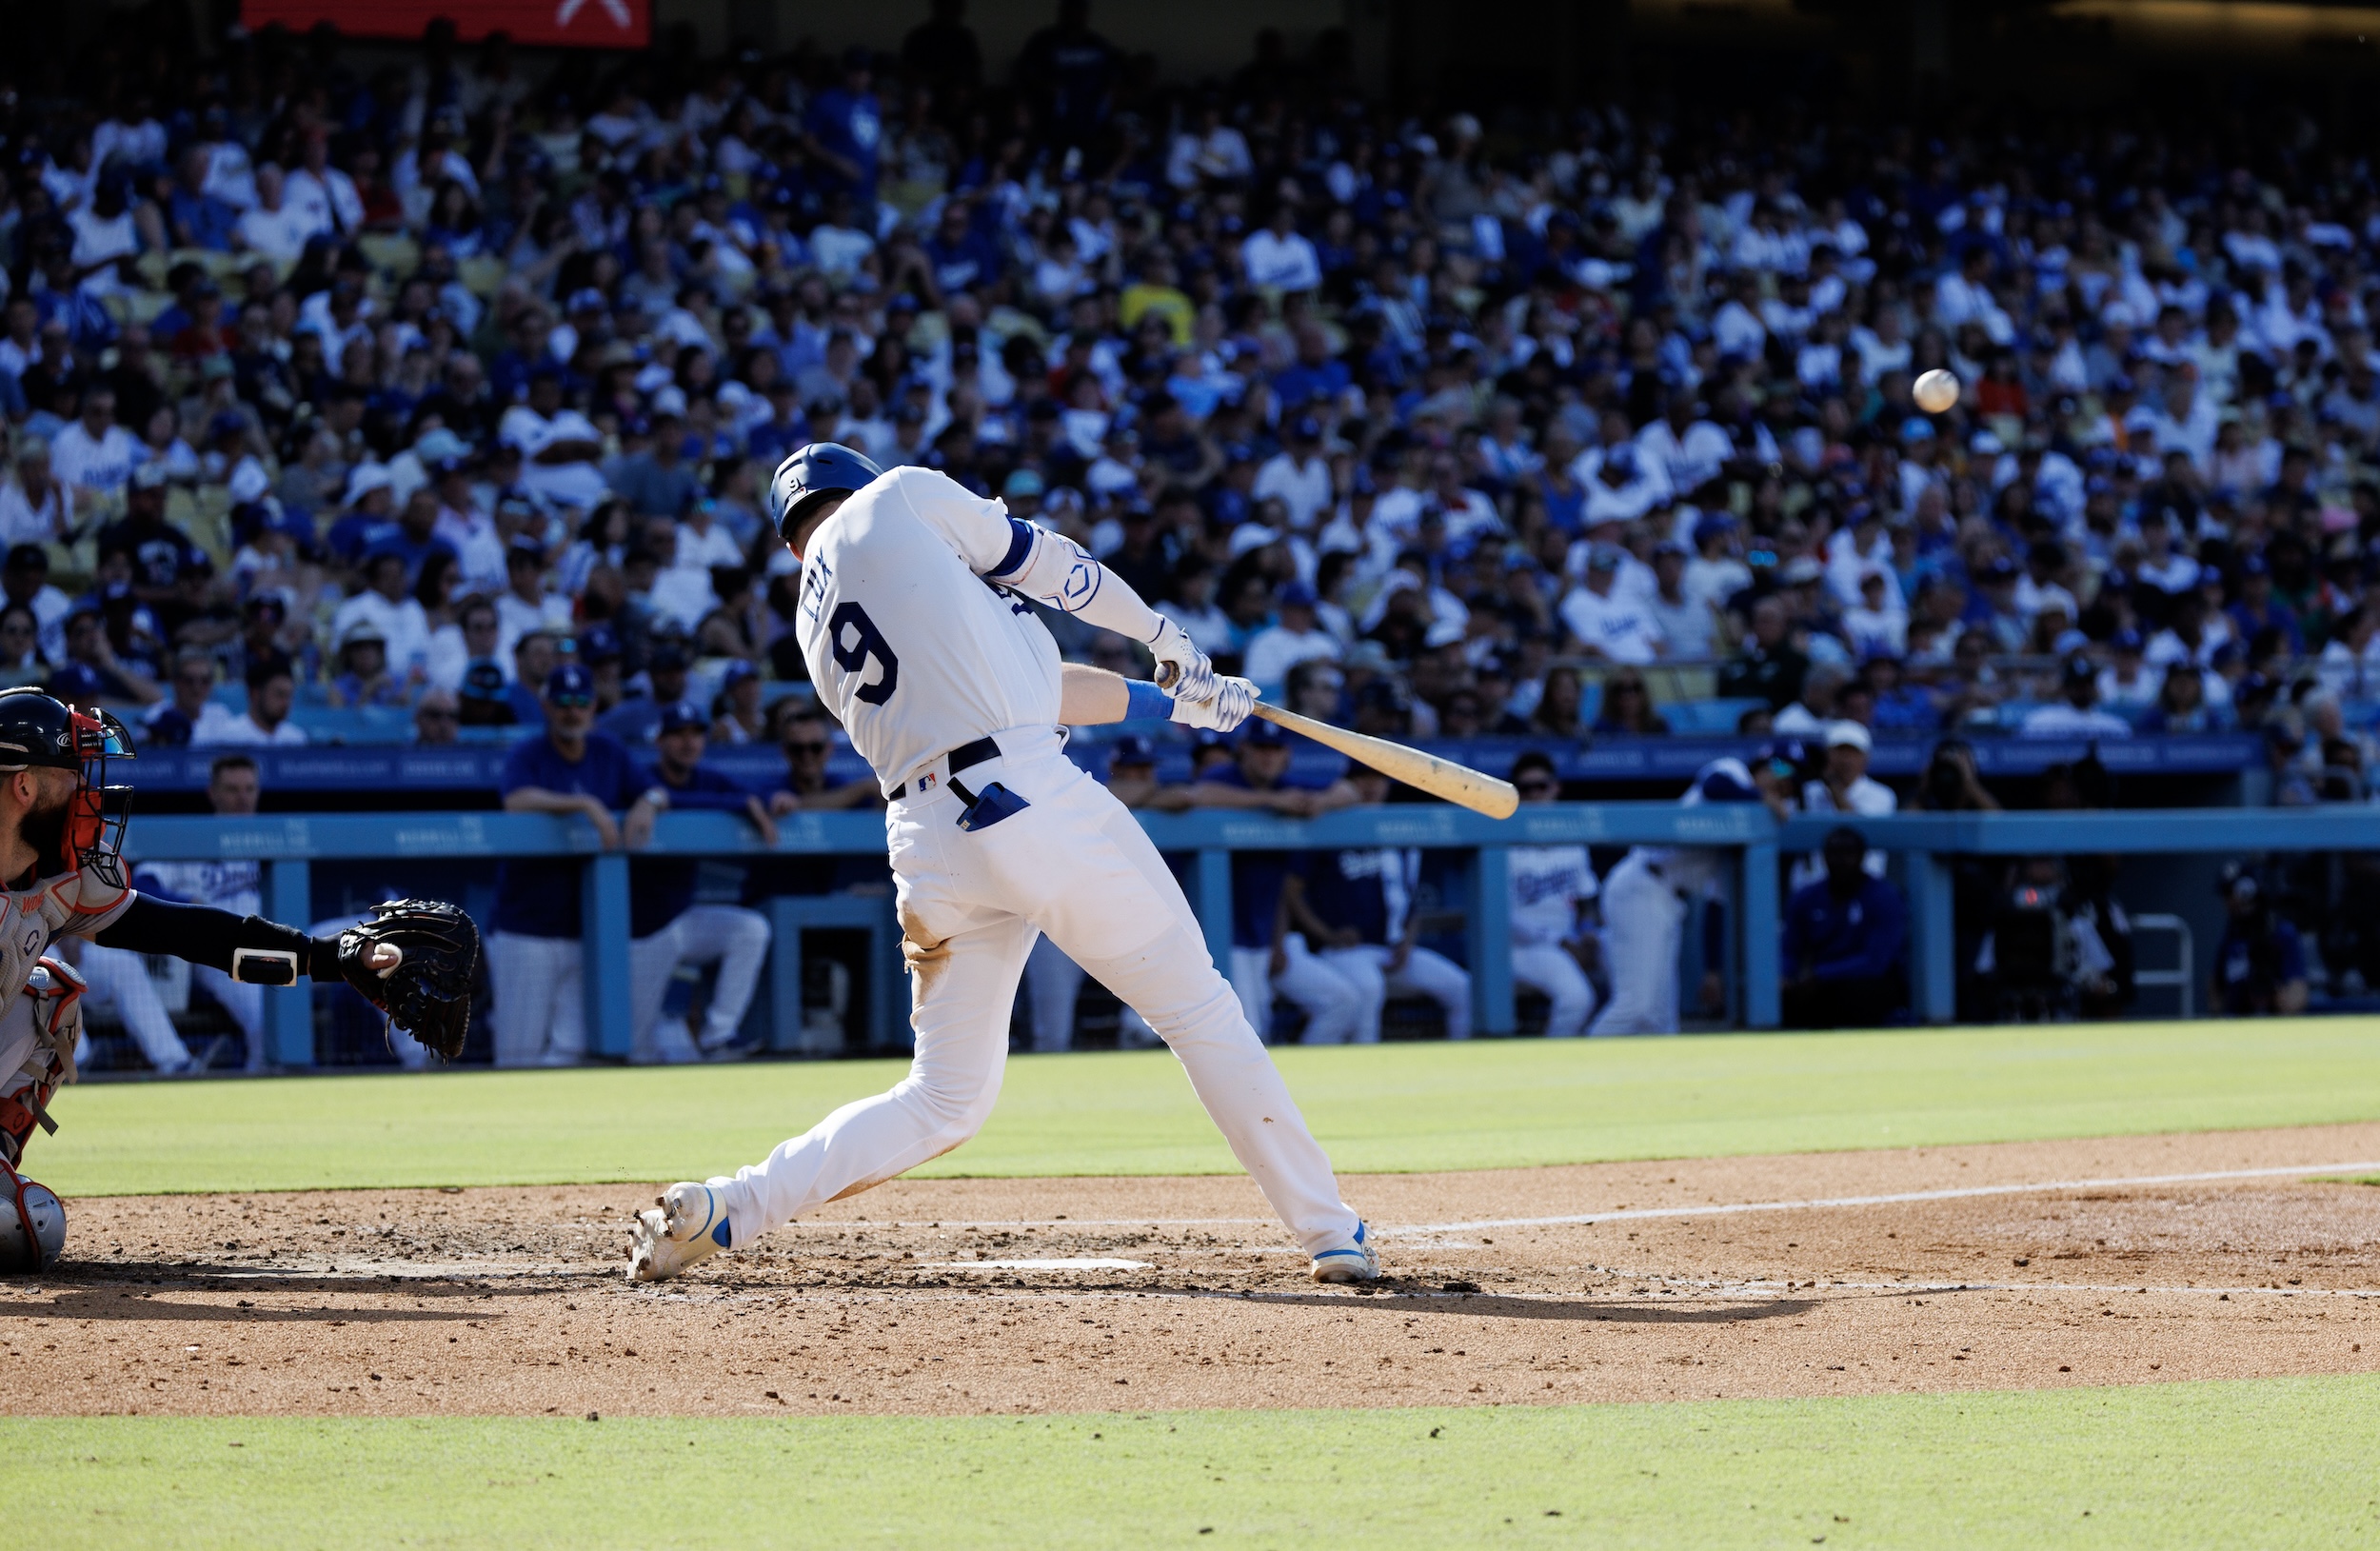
[{"left": 0, "top": 688, "right": 478, "bottom": 1271}]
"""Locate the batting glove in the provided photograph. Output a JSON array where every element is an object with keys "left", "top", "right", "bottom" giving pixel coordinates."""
[
  {"left": 1147, "top": 617, "right": 1219, "bottom": 706},
  {"left": 1170, "top": 675, "right": 1257, "bottom": 732}
]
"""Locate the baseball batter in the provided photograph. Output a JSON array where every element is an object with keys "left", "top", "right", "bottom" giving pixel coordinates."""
[
  {"left": 629, "top": 446, "right": 1379, "bottom": 1284},
  {"left": 0, "top": 689, "right": 480, "bottom": 1269}
]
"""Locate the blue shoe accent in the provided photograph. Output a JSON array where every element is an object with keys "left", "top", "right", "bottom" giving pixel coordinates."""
[{"left": 710, "top": 1217, "right": 733, "bottom": 1249}]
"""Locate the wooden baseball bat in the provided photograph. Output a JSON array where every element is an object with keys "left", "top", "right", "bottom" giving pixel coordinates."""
[{"left": 1247, "top": 700, "right": 1518, "bottom": 819}]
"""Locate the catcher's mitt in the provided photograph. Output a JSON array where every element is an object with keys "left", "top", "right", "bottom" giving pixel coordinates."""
[{"left": 338, "top": 899, "right": 480, "bottom": 1061}]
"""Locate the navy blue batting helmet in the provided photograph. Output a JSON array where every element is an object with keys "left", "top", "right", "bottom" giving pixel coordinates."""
[{"left": 767, "top": 443, "right": 884, "bottom": 542}]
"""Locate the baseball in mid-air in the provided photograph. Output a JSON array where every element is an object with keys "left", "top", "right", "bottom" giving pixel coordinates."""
[{"left": 1913, "top": 368, "right": 1961, "bottom": 413}]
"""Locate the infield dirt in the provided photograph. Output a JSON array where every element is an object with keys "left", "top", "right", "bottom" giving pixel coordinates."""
[{"left": 8, "top": 1122, "right": 2380, "bottom": 1418}]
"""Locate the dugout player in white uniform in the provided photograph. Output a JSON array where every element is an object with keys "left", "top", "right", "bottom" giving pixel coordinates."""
[
  {"left": 629, "top": 445, "right": 1380, "bottom": 1284},
  {"left": 1590, "top": 756, "right": 1771, "bottom": 1036},
  {"left": 1504, "top": 751, "right": 1600, "bottom": 1038}
]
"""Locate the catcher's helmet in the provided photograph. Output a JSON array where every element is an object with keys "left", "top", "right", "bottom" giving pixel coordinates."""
[
  {"left": 0, "top": 1171, "right": 64, "bottom": 1272},
  {"left": 767, "top": 443, "right": 883, "bottom": 544},
  {"left": 0, "top": 688, "right": 135, "bottom": 868},
  {"left": 0, "top": 688, "right": 129, "bottom": 772}
]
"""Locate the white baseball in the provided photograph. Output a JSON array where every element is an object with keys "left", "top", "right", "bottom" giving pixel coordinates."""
[{"left": 1913, "top": 368, "right": 1960, "bottom": 413}]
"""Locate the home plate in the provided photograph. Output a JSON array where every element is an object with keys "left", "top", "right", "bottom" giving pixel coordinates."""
[{"left": 932, "top": 1258, "right": 1154, "bottom": 1271}]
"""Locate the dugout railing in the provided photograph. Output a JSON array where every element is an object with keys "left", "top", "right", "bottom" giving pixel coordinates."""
[{"left": 115, "top": 805, "right": 2352, "bottom": 1065}]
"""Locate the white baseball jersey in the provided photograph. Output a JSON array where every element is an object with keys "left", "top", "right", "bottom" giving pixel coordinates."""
[
  {"left": 1508, "top": 845, "right": 1596, "bottom": 947},
  {"left": 795, "top": 467, "right": 1063, "bottom": 793}
]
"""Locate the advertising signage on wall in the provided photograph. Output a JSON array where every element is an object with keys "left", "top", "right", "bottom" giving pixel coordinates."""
[{"left": 241, "top": 0, "right": 649, "bottom": 49}]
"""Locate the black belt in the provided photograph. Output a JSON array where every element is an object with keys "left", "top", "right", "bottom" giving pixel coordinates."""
[{"left": 891, "top": 735, "right": 1001, "bottom": 801}]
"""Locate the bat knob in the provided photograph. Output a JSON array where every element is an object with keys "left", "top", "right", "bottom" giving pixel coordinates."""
[{"left": 1154, "top": 663, "right": 1179, "bottom": 690}]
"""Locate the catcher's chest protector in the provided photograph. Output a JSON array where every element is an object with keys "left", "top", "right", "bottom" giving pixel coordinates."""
[{"left": 0, "top": 865, "right": 126, "bottom": 1027}]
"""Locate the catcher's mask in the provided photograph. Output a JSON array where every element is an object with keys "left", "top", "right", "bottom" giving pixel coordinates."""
[{"left": 0, "top": 688, "right": 134, "bottom": 871}]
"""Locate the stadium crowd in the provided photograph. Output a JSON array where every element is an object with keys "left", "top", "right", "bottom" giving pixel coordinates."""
[
  {"left": 8, "top": 8, "right": 2380, "bottom": 1064},
  {"left": 0, "top": 5, "right": 2373, "bottom": 790}
]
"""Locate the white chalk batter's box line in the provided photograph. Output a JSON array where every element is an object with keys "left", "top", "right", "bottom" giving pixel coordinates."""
[{"left": 819, "top": 1160, "right": 2380, "bottom": 1237}]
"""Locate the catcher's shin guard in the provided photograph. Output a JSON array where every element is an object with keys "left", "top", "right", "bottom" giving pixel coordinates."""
[{"left": 0, "top": 1158, "right": 64, "bottom": 1272}]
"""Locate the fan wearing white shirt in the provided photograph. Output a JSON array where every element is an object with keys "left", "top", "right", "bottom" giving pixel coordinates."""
[
  {"left": 495, "top": 540, "right": 577, "bottom": 659},
  {"left": 330, "top": 553, "right": 434, "bottom": 680},
  {"left": 235, "top": 166, "right": 315, "bottom": 267},
  {"left": 499, "top": 372, "right": 611, "bottom": 511},
  {"left": 284, "top": 134, "right": 363, "bottom": 238},
  {"left": 1240, "top": 581, "right": 1342, "bottom": 690},
  {"left": 1793, "top": 721, "right": 1893, "bottom": 890},
  {"left": 48, "top": 388, "right": 144, "bottom": 496},
  {"left": 1559, "top": 547, "right": 1666, "bottom": 664},
  {"left": 2020, "top": 658, "right": 2134, "bottom": 739},
  {"left": 676, "top": 502, "right": 746, "bottom": 572},
  {"left": 195, "top": 663, "right": 309, "bottom": 747},
  {"left": 1252, "top": 416, "right": 1334, "bottom": 531},
  {"left": 1240, "top": 206, "right": 1323, "bottom": 293},
  {"left": 1643, "top": 542, "right": 1716, "bottom": 658},
  {"left": 1577, "top": 444, "right": 1669, "bottom": 527},
  {"left": 1635, "top": 396, "right": 1732, "bottom": 497}
]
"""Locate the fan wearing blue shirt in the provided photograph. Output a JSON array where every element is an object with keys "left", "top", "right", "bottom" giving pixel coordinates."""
[
  {"left": 1780, "top": 825, "right": 1908, "bottom": 1029},
  {"left": 626, "top": 702, "right": 780, "bottom": 1063},
  {"left": 803, "top": 48, "right": 883, "bottom": 211},
  {"left": 490, "top": 664, "right": 656, "bottom": 1066}
]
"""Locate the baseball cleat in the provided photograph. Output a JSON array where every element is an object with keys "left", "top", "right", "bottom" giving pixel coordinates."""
[
  {"left": 625, "top": 1182, "right": 734, "bottom": 1283},
  {"left": 1310, "top": 1220, "right": 1379, "bottom": 1283}
]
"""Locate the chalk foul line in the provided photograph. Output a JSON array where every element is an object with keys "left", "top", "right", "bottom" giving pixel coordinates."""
[{"left": 1387, "top": 1160, "right": 2380, "bottom": 1236}]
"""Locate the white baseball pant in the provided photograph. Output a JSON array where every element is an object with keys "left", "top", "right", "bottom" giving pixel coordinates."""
[
  {"left": 701, "top": 742, "right": 1363, "bottom": 1258},
  {"left": 1318, "top": 943, "right": 1473, "bottom": 1043},
  {"left": 1588, "top": 852, "right": 1686, "bottom": 1036},
  {"left": 77, "top": 945, "right": 195, "bottom": 1073},
  {"left": 189, "top": 966, "right": 264, "bottom": 1069},
  {"left": 1513, "top": 943, "right": 1597, "bottom": 1037},
  {"left": 1227, "top": 934, "right": 1366, "bottom": 1044},
  {"left": 627, "top": 905, "right": 771, "bottom": 1060},
  {"left": 490, "top": 931, "right": 585, "bottom": 1067},
  {"left": 1024, "top": 935, "right": 1157, "bottom": 1052}
]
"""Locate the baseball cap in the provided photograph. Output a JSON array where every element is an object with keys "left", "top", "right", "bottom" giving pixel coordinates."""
[
  {"left": 1587, "top": 546, "right": 1623, "bottom": 573},
  {"left": 1824, "top": 721, "right": 1872, "bottom": 752},
  {"left": 544, "top": 663, "right": 595, "bottom": 706},
  {"left": 578, "top": 623, "right": 623, "bottom": 663},
  {"left": 2112, "top": 626, "right": 2144, "bottom": 653},
  {"left": 2062, "top": 654, "right": 2097, "bottom": 685},
  {"left": 649, "top": 643, "right": 690, "bottom": 673},
  {"left": 1279, "top": 579, "right": 1319, "bottom": 607},
  {"left": 129, "top": 461, "right": 170, "bottom": 491},
  {"left": 722, "top": 659, "right": 760, "bottom": 689},
  {"left": 1108, "top": 733, "right": 1156, "bottom": 767},
  {"left": 1779, "top": 555, "right": 1824, "bottom": 586},
  {"left": 460, "top": 660, "right": 508, "bottom": 702},
  {"left": 1240, "top": 720, "right": 1290, "bottom": 748},
  {"left": 657, "top": 700, "right": 706, "bottom": 734}
]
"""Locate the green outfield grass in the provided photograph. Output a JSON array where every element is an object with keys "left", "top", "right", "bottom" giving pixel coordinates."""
[
  {"left": 11, "top": 1374, "right": 2379, "bottom": 1549},
  {"left": 36, "top": 1018, "right": 2380, "bottom": 1197}
]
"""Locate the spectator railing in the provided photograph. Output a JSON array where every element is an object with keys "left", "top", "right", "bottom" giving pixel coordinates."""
[
  {"left": 118, "top": 804, "right": 1786, "bottom": 1064},
  {"left": 120, "top": 804, "right": 2346, "bottom": 1064}
]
